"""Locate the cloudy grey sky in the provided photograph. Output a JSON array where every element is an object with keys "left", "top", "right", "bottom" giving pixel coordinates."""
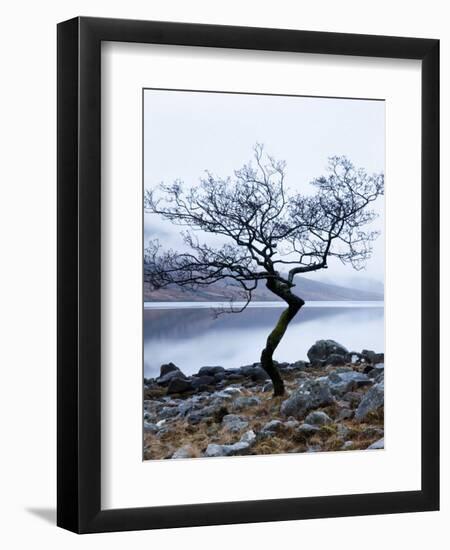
[{"left": 143, "top": 89, "right": 385, "bottom": 290}]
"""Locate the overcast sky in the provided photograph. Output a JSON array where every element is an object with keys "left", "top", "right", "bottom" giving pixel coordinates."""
[{"left": 143, "top": 89, "right": 385, "bottom": 290}]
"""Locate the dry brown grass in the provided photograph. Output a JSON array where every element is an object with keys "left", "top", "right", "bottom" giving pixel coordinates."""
[{"left": 143, "top": 364, "right": 384, "bottom": 460}]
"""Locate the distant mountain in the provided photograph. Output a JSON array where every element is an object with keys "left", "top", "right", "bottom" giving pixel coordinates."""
[{"left": 144, "top": 276, "right": 383, "bottom": 302}]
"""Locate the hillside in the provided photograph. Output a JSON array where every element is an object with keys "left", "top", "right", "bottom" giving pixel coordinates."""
[{"left": 144, "top": 276, "right": 383, "bottom": 302}]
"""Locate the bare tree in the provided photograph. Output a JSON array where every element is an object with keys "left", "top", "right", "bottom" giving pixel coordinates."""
[{"left": 144, "top": 145, "right": 384, "bottom": 396}]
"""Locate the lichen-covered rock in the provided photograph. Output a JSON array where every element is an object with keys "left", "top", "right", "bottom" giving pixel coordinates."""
[
  {"left": 160, "top": 362, "right": 180, "bottom": 377},
  {"left": 305, "top": 410, "right": 332, "bottom": 426},
  {"left": 171, "top": 445, "right": 196, "bottom": 459},
  {"left": 354, "top": 382, "right": 384, "bottom": 421},
  {"left": 281, "top": 380, "right": 334, "bottom": 419},
  {"left": 307, "top": 340, "right": 349, "bottom": 366},
  {"left": 222, "top": 414, "right": 249, "bottom": 433},
  {"left": 327, "top": 371, "right": 372, "bottom": 396},
  {"left": 198, "top": 366, "right": 225, "bottom": 377},
  {"left": 166, "top": 377, "right": 193, "bottom": 394},
  {"left": 204, "top": 430, "right": 256, "bottom": 457}
]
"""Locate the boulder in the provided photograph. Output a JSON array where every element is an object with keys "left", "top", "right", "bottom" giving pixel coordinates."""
[
  {"left": 204, "top": 430, "right": 256, "bottom": 457},
  {"left": 143, "top": 421, "right": 159, "bottom": 434},
  {"left": 166, "top": 377, "right": 193, "bottom": 395},
  {"left": 157, "top": 369, "right": 187, "bottom": 386},
  {"left": 159, "top": 406, "right": 180, "bottom": 419},
  {"left": 307, "top": 340, "right": 349, "bottom": 366},
  {"left": 171, "top": 445, "right": 196, "bottom": 459},
  {"left": 231, "top": 396, "right": 262, "bottom": 412},
  {"left": 297, "top": 423, "right": 320, "bottom": 435},
  {"left": 160, "top": 362, "right": 180, "bottom": 377},
  {"left": 361, "top": 350, "right": 384, "bottom": 364},
  {"left": 261, "top": 420, "right": 287, "bottom": 435},
  {"left": 198, "top": 366, "right": 225, "bottom": 377},
  {"left": 327, "top": 354, "right": 346, "bottom": 366},
  {"left": 327, "top": 371, "right": 372, "bottom": 396},
  {"left": 354, "top": 382, "right": 384, "bottom": 421},
  {"left": 222, "top": 414, "right": 249, "bottom": 433},
  {"left": 280, "top": 380, "right": 334, "bottom": 419},
  {"left": 366, "top": 363, "right": 385, "bottom": 379},
  {"left": 304, "top": 410, "right": 332, "bottom": 426},
  {"left": 191, "top": 375, "right": 215, "bottom": 389}
]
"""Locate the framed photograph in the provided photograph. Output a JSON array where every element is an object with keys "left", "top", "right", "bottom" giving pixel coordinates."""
[{"left": 57, "top": 17, "right": 439, "bottom": 533}]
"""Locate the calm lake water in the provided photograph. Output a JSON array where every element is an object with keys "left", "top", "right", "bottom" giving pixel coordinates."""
[{"left": 143, "top": 301, "right": 384, "bottom": 378}]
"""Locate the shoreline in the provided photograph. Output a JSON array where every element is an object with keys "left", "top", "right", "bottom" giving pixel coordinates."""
[{"left": 143, "top": 341, "right": 385, "bottom": 460}]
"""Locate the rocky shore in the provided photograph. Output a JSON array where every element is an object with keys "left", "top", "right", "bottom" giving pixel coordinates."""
[{"left": 143, "top": 340, "right": 384, "bottom": 460}]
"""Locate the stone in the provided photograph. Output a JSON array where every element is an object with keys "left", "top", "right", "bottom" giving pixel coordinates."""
[
  {"left": 204, "top": 430, "right": 256, "bottom": 457},
  {"left": 354, "top": 382, "right": 384, "bottom": 421},
  {"left": 261, "top": 420, "right": 286, "bottom": 434},
  {"left": 171, "top": 445, "right": 196, "bottom": 459},
  {"left": 262, "top": 381, "right": 274, "bottom": 393},
  {"left": 291, "top": 360, "right": 310, "bottom": 369},
  {"left": 191, "top": 375, "right": 215, "bottom": 389},
  {"left": 297, "top": 423, "right": 320, "bottom": 435},
  {"left": 280, "top": 380, "right": 334, "bottom": 419},
  {"left": 143, "top": 421, "right": 158, "bottom": 434},
  {"left": 341, "top": 441, "right": 354, "bottom": 450},
  {"left": 304, "top": 410, "right": 332, "bottom": 426},
  {"left": 232, "top": 396, "right": 262, "bottom": 411},
  {"left": 250, "top": 367, "right": 269, "bottom": 382},
  {"left": 160, "top": 362, "right": 180, "bottom": 377},
  {"left": 336, "top": 407, "right": 354, "bottom": 421},
  {"left": 367, "top": 437, "right": 385, "bottom": 450},
  {"left": 166, "top": 377, "right": 193, "bottom": 394},
  {"left": 366, "top": 363, "right": 385, "bottom": 379},
  {"left": 361, "top": 350, "right": 384, "bottom": 365},
  {"left": 328, "top": 371, "right": 372, "bottom": 396},
  {"left": 157, "top": 369, "right": 187, "bottom": 386},
  {"left": 307, "top": 340, "right": 349, "bottom": 366},
  {"left": 327, "top": 353, "right": 346, "bottom": 366},
  {"left": 198, "top": 366, "right": 225, "bottom": 377},
  {"left": 222, "top": 414, "right": 249, "bottom": 433},
  {"left": 159, "top": 406, "right": 180, "bottom": 419}
]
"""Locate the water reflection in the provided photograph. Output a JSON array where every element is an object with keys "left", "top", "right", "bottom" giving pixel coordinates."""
[{"left": 144, "top": 302, "right": 384, "bottom": 378}]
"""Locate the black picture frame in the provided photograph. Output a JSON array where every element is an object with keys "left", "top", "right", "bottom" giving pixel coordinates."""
[{"left": 57, "top": 16, "right": 439, "bottom": 534}]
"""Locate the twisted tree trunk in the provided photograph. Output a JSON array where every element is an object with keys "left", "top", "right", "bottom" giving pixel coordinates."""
[{"left": 260, "top": 279, "right": 304, "bottom": 396}]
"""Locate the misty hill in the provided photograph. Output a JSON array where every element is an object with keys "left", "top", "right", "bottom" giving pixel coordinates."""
[{"left": 144, "top": 276, "right": 383, "bottom": 302}]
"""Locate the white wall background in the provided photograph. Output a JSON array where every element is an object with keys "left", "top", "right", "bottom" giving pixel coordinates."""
[{"left": 0, "top": 1, "right": 447, "bottom": 548}]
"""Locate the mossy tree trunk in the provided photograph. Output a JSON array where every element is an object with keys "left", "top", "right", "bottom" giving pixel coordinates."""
[{"left": 260, "top": 279, "right": 305, "bottom": 397}]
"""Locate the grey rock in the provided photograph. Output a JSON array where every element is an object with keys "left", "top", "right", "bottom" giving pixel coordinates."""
[
  {"left": 307, "top": 340, "right": 349, "bottom": 366},
  {"left": 367, "top": 437, "right": 384, "bottom": 450},
  {"left": 327, "top": 353, "right": 346, "bottom": 366},
  {"left": 336, "top": 407, "right": 354, "bottom": 421},
  {"left": 261, "top": 420, "right": 286, "bottom": 434},
  {"left": 354, "top": 382, "right": 384, "bottom": 421},
  {"left": 361, "top": 350, "right": 384, "bottom": 364},
  {"left": 167, "top": 377, "right": 193, "bottom": 394},
  {"left": 250, "top": 367, "right": 269, "bottom": 382},
  {"left": 366, "top": 363, "right": 385, "bottom": 379},
  {"left": 328, "top": 371, "right": 372, "bottom": 396},
  {"left": 232, "top": 396, "right": 262, "bottom": 411},
  {"left": 191, "top": 375, "right": 215, "bottom": 389},
  {"left": 204, "top": 430, "right": 256, "bottom": 457},
  {"left": 157, "top": 369, "right": 187, "bottom": 386},
  {"left": 160, "top": 362, "right": 180, "bottom": 377},
  {"left": 341, "top": 441, "right": 354, "bottom": 450},
  {"left": 280, "top": 380, "right": 334, "bottom": 419},
  {"left": 171, "top": 445, "right": 196, "bottom": 459},
  {"left": 262, "top": 381, "right": 274, "bottom": 393},
  {"left": 291, "top": 360, "right": 310, "bottom": 369},
  {"left": 143, "top": 421, "right": 158, "bottom": 434},
  {"left": 198, "top": 366, "right": 225, "bottom": 377},
  {"left": 222, "top": 414, "right": 249, "bottom": 433},
  {"left": 305, "top": 410, "right": 332, "bottom": 426},
  {"left": 159, "top": 406, "right": 180, "bottom": 419},
  {"left": 297, "top": 423, "right": 320, "bottom": 435}
]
